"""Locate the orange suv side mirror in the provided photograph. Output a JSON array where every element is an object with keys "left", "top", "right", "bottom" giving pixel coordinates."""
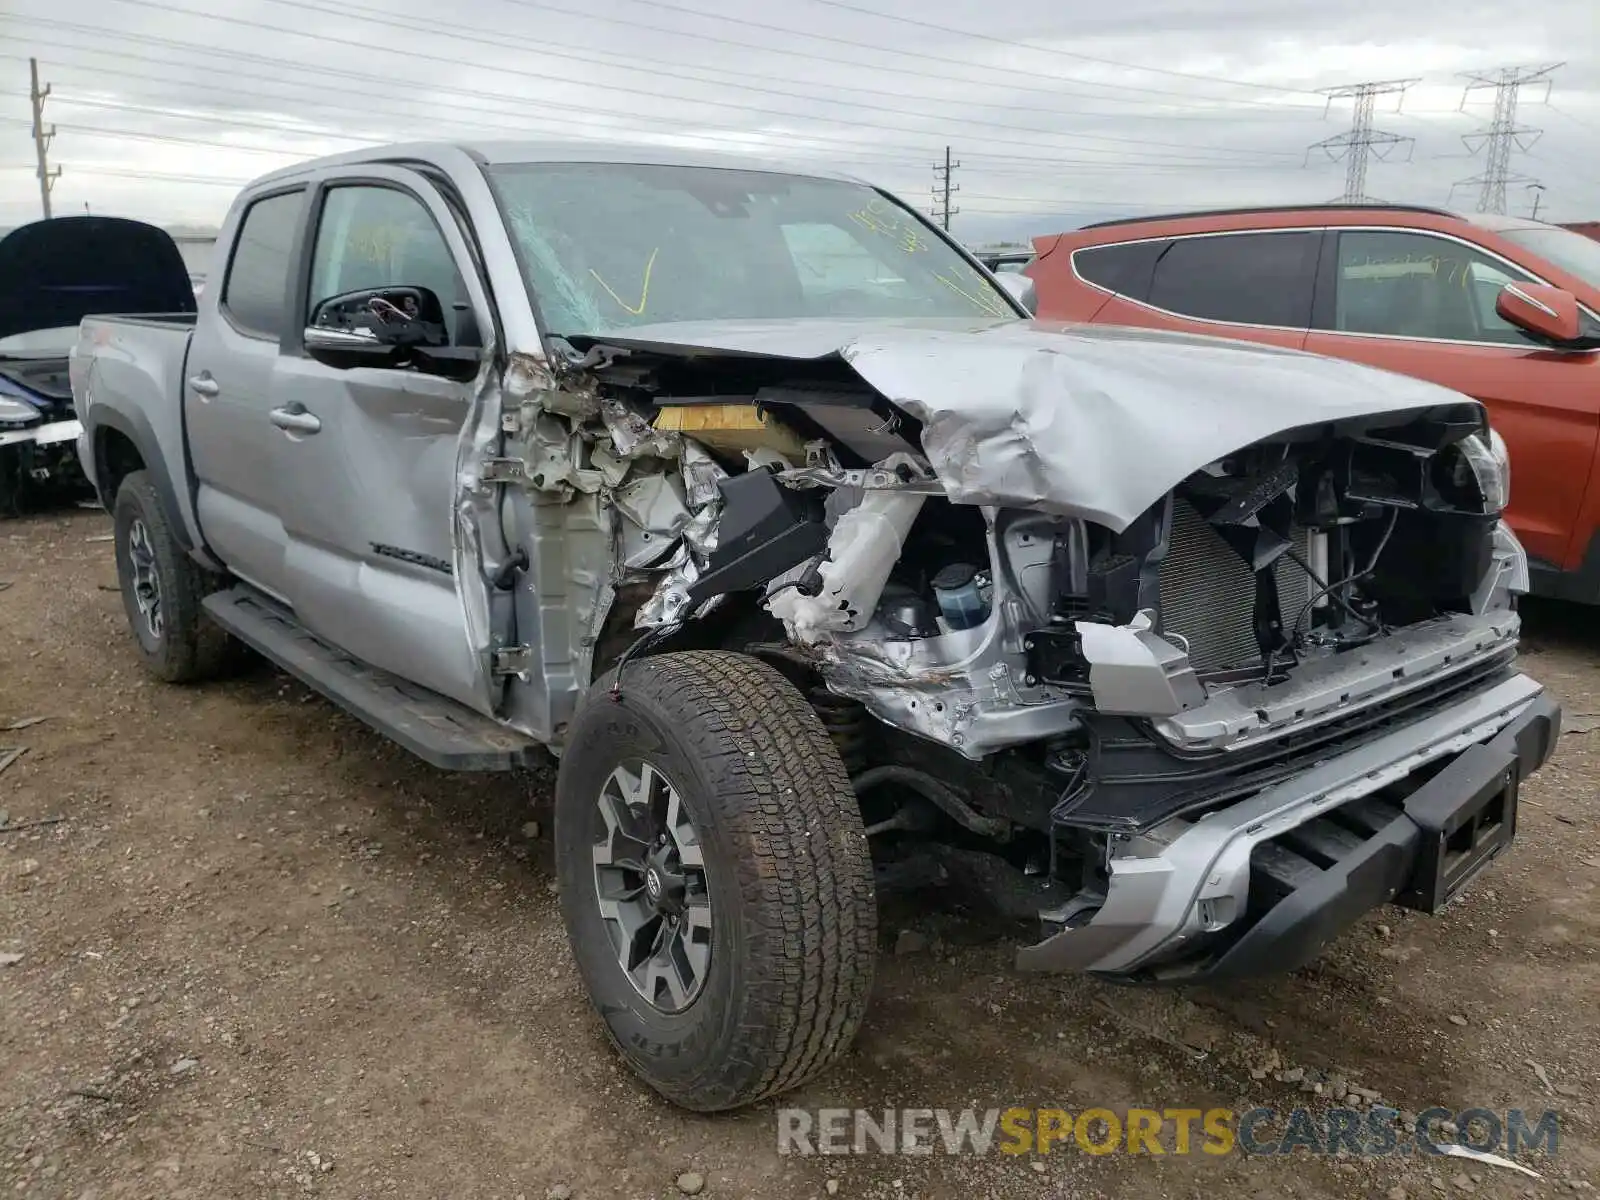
[{"left": 1496, "top": 282, "right": 1583, "bottom": 346}]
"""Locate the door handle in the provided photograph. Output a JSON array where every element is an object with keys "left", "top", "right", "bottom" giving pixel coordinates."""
[
  {"left": 269, "top": 404, "right": 322, "bottom": 435},
  {"left": 188, "top": 374, "right": 219, "bottom": 398}
]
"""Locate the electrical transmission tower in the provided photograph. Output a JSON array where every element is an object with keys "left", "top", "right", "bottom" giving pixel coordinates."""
[
  {"left": 931, "top": 146, "right": 959, "bottom": 231},
  {"left": 29, "top": 58, "right": 61, "bottom": 219},
  {"left": 1453, "top": 63, "right": 1562, "bottom": 214},
  {"left": 1306, "top": 79, "right": 1417, "bottom": 203}
]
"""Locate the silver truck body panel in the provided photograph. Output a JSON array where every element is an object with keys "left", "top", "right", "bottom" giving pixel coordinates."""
[{"left": 71, "top": 316, "right": 205, "bottom": 550}]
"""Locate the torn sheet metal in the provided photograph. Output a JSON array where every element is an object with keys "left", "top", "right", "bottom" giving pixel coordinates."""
[
  {"left": 583, "top": 317, "right": 1481, "bottom": 532},
  {"left": 602, "top": 397, "right": 680, "bottom": 460},
  {"left": 788, "top": 513, "right": 1084, "bottom": 759},
  {"left": 682, "top": 441, "right": 726, "bottom": 508},
  {"left": 614, "top": 473, "right": 691, "bottom": 568}
]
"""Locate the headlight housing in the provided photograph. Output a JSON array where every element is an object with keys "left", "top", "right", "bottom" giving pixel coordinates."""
[
  {"left": 1434, "top": 429, "right": 1509, "bottom": 514},
  {"left": 0, "top": 394, "right": 43, "bottom": 428},
  {"left": 1486, "top": 427, "right": 1511, "bottom": 506}
]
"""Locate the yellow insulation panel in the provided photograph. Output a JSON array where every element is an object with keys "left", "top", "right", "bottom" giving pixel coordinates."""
[{"left": 653, "top": 404, "right": 808, "bottom": 458}]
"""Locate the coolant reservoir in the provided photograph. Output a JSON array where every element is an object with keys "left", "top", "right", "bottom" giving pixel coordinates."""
[{"left": 930, "top": 563, "right": 991, "bottom": 630}]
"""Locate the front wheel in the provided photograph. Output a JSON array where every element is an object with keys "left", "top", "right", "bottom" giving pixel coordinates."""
[{"left": 555, "top": 650, "right": 877, "bottom": 1112}]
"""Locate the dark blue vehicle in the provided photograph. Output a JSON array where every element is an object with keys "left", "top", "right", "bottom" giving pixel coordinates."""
[{"left": 0, "top": 216, "right": 194, "bottom": 514}]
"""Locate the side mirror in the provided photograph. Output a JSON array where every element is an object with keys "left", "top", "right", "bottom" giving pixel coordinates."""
[
  {"left": 1495, "top": 282, "right": 1583, "bottom": 346},
  {"left": 994, "top": 270, "right": 1037, "bottom": 316},
  {"left": 304, "top": 285, "right": 480, "bottom": 382}
]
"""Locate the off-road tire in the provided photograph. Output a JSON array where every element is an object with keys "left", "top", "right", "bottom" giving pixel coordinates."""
[
  {"left": 112, "top": 470, "right": 241, "bottom": 683},
  {"left": 555, "top": 650, "right": 877, "bottom": 1112}
]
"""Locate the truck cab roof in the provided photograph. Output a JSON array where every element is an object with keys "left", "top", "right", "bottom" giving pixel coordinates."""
[{"left": 243, "top": 140, "right": 869, "bottom": 192}]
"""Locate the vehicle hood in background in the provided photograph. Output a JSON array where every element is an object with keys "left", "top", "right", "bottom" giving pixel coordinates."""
[
  {"left": 582, "top": 318, "right": 1483, "bottom": 531},
  {"left": 0, "top": 216, "right": 196, "bottom": 343}
]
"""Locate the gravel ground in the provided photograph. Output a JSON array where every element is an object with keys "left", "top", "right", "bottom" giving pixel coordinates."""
[{"left": 2, "top": 508, "right": 1597, "bottom": 1200}]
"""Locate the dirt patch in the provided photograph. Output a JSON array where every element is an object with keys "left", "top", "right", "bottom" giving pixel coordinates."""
[{"left": 2, "top": 510, "right": 1597, "bottom": 1199}]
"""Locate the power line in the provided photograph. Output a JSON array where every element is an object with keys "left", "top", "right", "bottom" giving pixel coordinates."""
[
  {"left": 1453, "top": 62, "right": 1562, "bottom": 214},
  {"left": 798, "top": 0, "right": 1327, "bottom": 101},
  {"left": 1306, "top": 79, "right": 1417, "bottom": 203},
  {"left": 3, "top": 42, "right": 1304, "bottom": 174},
  {"left": 932, "top": 146, "right": 959, "bottom": 230},
  {"left": 2, "top": 22, "right": 1329, "bottom": 140},
  {"left": 614, "top": 0, "right": 1324, "bottom": 110},
  {"left": 87, "top": 0, "right": 1305, "bottom": 160},
  {"left": 28, "top": 56, "right": 60, "bottom": 218}
]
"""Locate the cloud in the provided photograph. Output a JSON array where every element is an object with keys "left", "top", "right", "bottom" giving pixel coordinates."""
[{"left": 1, "top": 0, "right": 1595, "bottom": 241}]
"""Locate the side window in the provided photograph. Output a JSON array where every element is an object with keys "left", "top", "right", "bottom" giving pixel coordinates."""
[
  {"left": 307, "top": 186, "right": 469, "bottom": 344},
  {"left": 1073, "top": 240, "right": 1169, "bottom": 302},
  {"left": 1146, "top": 232, "right": 1320, "bottom": 327},
  {"left": 222, "top": 191, "right": 303, "bottom": 339},
  {"left": 1324, "top": 230, "right": 1539, "bottom": 344}
]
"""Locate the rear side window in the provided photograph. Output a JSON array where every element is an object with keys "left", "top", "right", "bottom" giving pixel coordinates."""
[
  {"left": 222, "top": 191, "right": 303, "bottom": 339},
  {"left": 1073, "top": 240, "right": 1168, "bottom": 302},
  {"left": 1146, "top": 231, "right": 1320, "bottom": 327}
]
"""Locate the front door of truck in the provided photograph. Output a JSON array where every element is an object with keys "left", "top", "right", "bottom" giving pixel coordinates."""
[{"left": 267, "top": 168, "right": 495, "bottom": 712}]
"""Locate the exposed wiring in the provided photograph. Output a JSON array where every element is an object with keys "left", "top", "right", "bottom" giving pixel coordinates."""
[
  {"left": 1261, "top": 509, "right": 1400, "bottom": 685},
  {"left": 1290, "top": 507, "right": 1399, "bottom": 644},
  {"left": 608, "top": 620, "right": 683, "bottom": 701}
]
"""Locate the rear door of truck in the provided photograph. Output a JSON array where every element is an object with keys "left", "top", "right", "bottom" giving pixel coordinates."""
[{"left": 185, "top": 184, "right": 310, "bottom": 603}]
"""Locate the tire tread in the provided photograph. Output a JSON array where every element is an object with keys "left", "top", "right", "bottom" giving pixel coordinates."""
[{"left": 563, "top": 649, "right": 877, "bottom": 1110}]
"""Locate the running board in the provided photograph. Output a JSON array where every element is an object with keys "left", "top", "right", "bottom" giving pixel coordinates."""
[{"left": 202, "top": 587, "right": 539, "bottom": 772}]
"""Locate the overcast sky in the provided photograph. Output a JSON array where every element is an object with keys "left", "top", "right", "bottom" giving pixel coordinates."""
[{"left": 2, "top": 0, "right": 1597, "bottom": 245}]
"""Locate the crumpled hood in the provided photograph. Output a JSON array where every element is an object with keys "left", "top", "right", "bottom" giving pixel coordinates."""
[
  {"left": 585, "top": 317, "right": 1484, "bottom": 531},
  {"left": 0, "top": 215, "right": 195, "bottom": 343}
]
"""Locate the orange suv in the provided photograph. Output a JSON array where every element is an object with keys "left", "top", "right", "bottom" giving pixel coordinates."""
[{"left": 1027, "top": 205, "right": 1600, "bottom": 601}]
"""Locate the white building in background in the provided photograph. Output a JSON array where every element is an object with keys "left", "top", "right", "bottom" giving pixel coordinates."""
[{"left": 165, "top": 226, "right": 220, "bottom": 293}]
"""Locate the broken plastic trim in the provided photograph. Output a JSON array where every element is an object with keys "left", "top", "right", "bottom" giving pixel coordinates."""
[{"left": 1073, "top": 612, "right": 1205, "bottom": 717}]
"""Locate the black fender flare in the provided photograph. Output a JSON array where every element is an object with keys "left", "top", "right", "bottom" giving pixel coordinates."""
[{"left": 84, "top": 405, "right": 220, "bottom": 570}]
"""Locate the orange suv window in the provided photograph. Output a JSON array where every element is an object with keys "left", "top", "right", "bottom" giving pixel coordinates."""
[
  {"left": 1140, "top": 231, "right": 1320, "bottom": 328},
  {"left": 1321, "top": 230, "right": 1538, "bottom": 345}
]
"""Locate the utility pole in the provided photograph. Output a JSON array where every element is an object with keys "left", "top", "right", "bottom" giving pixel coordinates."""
[
  {"left": 29, "top": 58, "right": 61, "bottom": 219},
  {"left": 1453, "top": 63, "right": 1561, "bottom": 214},
  {"left": 931, "top": 146, "right": 959, "bottom": 231},
  {"left": 1305, "top": 79, "right": 1417, "bottom": 203}
]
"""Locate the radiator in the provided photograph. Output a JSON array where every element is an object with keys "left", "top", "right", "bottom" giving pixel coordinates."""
[{"left": 1157, "top": 498, "right": 1314, "bottom": 672}]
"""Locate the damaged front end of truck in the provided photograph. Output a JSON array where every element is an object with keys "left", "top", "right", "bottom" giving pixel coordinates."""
[{"left": 480, "top": 319, "right": 1559, "bottom": 984}]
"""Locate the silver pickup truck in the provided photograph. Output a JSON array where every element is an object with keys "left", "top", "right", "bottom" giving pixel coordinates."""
[{"left": 71, "top": 141, "right": 1560, "bottom": 1112}]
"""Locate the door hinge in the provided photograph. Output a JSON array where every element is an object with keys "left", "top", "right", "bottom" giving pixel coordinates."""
[
  {"left": 481, "top": 458, "right": 527, "bottom": 485},
  {"left": 492, "top": 645, "right": 537, "bottom": 676}
]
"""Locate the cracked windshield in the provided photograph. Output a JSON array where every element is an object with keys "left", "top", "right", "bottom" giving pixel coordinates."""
[{"left": 489, "top": 162, "right": 1013, "bottom": 334}]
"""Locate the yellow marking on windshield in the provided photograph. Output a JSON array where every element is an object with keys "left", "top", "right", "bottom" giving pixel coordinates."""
[
  {"left": 589, "top": 246, "right": 660, "bottom": 316},
  {"left": 935, "top": 271, "right": 1009, "bottom": 317}
]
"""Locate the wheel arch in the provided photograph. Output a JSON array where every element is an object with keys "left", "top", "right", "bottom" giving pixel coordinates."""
[{"left": 86, "top": 405, "right": 220, "bottom": 570}]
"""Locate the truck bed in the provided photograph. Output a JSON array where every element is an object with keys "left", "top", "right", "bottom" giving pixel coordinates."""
[{"left": 72, "top": 314, "right": 203, "bottom": 547}]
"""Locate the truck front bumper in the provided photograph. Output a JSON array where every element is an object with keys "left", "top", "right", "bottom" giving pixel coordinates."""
[
  {"left": 0, "top": 417, "right": 83, "bottom": 451},
  {"left": 1016, "top": 672, "right": 1559, "bottom": 981}
]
